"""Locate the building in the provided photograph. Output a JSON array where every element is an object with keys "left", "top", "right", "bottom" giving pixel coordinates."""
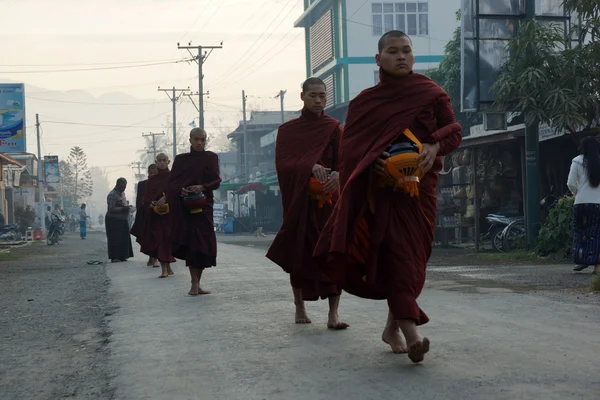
[
  {"left": 294, "top": 0, "right": 461, "bottom": 120},
  {"left": 218, "top": 152, "right": 239, "bottom": 182},
  {"left": 227, "top": 110, "right": 299, "bottom": 182}
]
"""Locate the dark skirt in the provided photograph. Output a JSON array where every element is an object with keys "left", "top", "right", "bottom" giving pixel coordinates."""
[
  {"left": 572, "top": 203, "right": 600, "bottom": 266},
  {"left": 106, "top": 215, "right": 134, "bottom": 261}
]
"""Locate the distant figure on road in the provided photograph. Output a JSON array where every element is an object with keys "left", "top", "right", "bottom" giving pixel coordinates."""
[
  {"left": 266, "top": 77, "right": 349, "bottom": 329},
  {"left": 313, "top": 30, "right": 462, "bottom": 363},
  {"left": 568, "top": 136, "right": 600, "bottom": 274},
  {"left": 105, "top": 178, "right": 134, "bottom": 263},
  {"left": 79, "top": 204, "right": 88, "bottom": 240},
  {"left": 130, "top": 164, "right": 159, "bottom": 267},
  {"left": 167, "top": 128, "right": 221, "bottom": 296},
  {"left": 141, "top": 154, "right": 175, "bottom": 279},
  {"left": 98, "top": 214, "right": 104, "bottom": 226}
]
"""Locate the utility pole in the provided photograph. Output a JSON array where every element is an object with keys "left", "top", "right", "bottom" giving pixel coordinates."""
[
  {"left": 184, "top": 91, "right": 210, "bottom": 115},
  {"left": 275, "top": 90, "right": 286, "bottom": 124},
  {"left": 523, "top": 0, "right": 541, "bottom": 250},
  {"left": 177, "top": 41, "right": 223, "bottom": 130},
  {"left": 36, "top": 113, "right": 45, "bottom": 232},
  {"left": 130, "top": 161, "right": 144, "bottom": 181},
  {"left": 158, "top": 87, "right": 189, "bottom": 160},
  {"left": 142, "top": 131, "right": 165, "bottom": 161},
  {"left": 242, "top": 90, "right": 249, "bottom": 181}
]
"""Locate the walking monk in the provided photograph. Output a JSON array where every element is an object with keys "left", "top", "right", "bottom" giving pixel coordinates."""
[
  {"left": 167, "top": 128, "right": 221, "bottom": 295},
  {"left": 266, "top": 78, "right": 349, "bottom": 330},
  {"left": 130, "top": 163, "right": 158, "bottom": 267},
  {"left": 141, "top": 154, "right": 176, "bottom": 278},
  {"left": 313, "top": 31, "right": 462, "bottom": 363}
]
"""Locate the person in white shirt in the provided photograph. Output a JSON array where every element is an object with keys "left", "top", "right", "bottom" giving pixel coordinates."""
[{"left": 567, "top": 137, "right": 600, "bottom": 274}]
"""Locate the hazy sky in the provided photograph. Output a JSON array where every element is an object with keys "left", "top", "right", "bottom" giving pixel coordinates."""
[{"left": 1, "top": 0, "right": 307, "bottom": 198}]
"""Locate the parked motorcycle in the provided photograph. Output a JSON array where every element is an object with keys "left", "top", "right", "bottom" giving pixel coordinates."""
[
  {"left": 0, "top": 224, "right": 20, "bottom": 242},
  {"left": 484, "top": 214, "right": 522, "bottom": 252},
  {"left": 500, "top": 190, "right": 569, "bottom": 252}
]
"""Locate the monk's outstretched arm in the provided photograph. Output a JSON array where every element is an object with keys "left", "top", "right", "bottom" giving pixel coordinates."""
[
  {"left": 203, "top": 153, "right": 222, "bottom": 191},
  {"left": 428, "top": 95, "right": 462, "bottom": 156}
]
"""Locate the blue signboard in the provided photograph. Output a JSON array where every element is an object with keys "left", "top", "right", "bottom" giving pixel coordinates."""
[{"left": 0, "top": 83, "right": 26, "bottom": 152}]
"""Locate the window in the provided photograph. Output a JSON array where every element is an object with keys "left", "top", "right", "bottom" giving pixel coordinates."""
[{"left": 371, "top": 2, "right": 428, "bottom": 36}]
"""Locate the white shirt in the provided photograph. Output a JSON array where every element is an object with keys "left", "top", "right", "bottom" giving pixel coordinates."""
[{"left": 567, "top": 155, "right": 600, "bottom": 205}]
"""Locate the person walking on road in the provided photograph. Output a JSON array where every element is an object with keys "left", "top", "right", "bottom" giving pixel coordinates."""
[
  {"left": 266, "top": 77, "right": 349, "bottom": 329},
  {"left": 106, "top": 178, "right": 134, "bottom": 263},
  {"left": 141, "top": 154, "right": 176, "bottom": 279},
  {"left": 568, "top": 136, "right": 600, "bottom": 274},
  {"left": 313, "top": 30, "right": 462, "bottom": 363},
  {"left": 79, "top": 204, "right": 88, "bottom": 239},
  {"left": 130, "top": 164, "right": 159, "bottom": 267},
  {"left": 167, "top": 128, "right": 221, "bottom": 296}
]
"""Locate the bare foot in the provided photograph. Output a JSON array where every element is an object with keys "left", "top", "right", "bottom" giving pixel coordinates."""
[
  {"left": 166, "top": 264, "right": 174, "bottom": 275},
  {"left": 407, "top": 337, "right": 430, "bottom": 363},
  {"left": 382, "top": 325, "right": 408, "bottom": 354},
  {"left": 198, "top": 288, "right": 211, "bottom": 295},
  {"left": 158, "top": 274, "right": 168, "bottom": 278},
  {"left": 295, "top": 305, "right": 311, "bottom": 324},
  {"left": 327, "top": 314, "right": 349, "bottom": 330}
]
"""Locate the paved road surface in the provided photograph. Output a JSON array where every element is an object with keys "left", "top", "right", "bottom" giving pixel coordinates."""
[{"left": 106, "top": 241, "right": 600, "bottom": 400}]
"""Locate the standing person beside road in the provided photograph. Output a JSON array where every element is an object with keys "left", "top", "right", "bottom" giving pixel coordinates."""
[
  {"left": 313, "top": 31, "right": 462, "bottom": 363},
  {"left": 106, "top": 178, "right": 134, "bottom": 263},
  {"left": 266, "top": 77, "right": 349, "bottom": 329},
  {"left": 567, "top": 137, "right": 600, "bottom": 274},
  {"left": 79, "top": 204, "right": 88, "bottom": 240}
]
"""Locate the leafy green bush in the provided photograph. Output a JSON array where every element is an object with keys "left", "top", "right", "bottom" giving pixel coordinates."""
[{"left": 535, "top": 196, "right": 575, "bottom": 259}]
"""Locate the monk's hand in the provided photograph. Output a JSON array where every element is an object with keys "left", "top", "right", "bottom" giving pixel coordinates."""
[
  {"left": 187, "top": 185, "right": 205, "bottom": 194},
  {"left": 323, "top": 171, "right": 339, "bottom": 193},
  {"left": 156, "top": 196, "right": 166, "bottom": 207},
  {"left": 417, "top": 142, "right": 441, "bottom": 173},
  {"left": 312, "top": 164, "right": 329, "bottom": 183},
  {"left": 373, "top": 152, "right": 390, "bottom": 176}
]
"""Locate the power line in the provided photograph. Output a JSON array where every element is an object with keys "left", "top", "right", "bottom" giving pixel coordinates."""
[
  {"left": 41, "top": 120, "right": 167, "bottom": 129},
  {"left": 26, "top": 96, "right": 170, "bottom": 106},
  {"left": 27, "top": 75, "right": 198, "bottom": 94},
  {"left": 0, "top": 59, "right": 193, "bottom": 74},
  {"left": 0, "top": 57, "right": 192, "bottom": 67},
  {"left": 211, "top": 0, "right": 299, "bottom": 85}
]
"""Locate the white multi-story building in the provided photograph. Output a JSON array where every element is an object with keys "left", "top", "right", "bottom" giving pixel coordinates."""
[{"left": 294, "top": 0, "right": 460, "bottom": 119}]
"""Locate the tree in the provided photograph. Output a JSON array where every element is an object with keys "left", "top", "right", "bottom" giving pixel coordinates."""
[
  {"left": 493, "top": 1, "right": 600, "bottom": 135},
  {"left": 89, "top": 167, "right": 111, "bottom": 205},
  {"left": 64, "top": 146, "right": 93, "bottom": 203},
  {"left": 427, "top": 10, "right": 482, "bottom": 134}
]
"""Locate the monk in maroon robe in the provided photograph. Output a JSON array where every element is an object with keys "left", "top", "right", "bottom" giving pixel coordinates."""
[
  {"left": 130, "top": 163, "right": 158, "bottom": 267},
  {"left": 141, "top": 154, "right": 176, "bottom": 278},
  {"left": 266, "top": 78, "right": 349, "bottom": 329},
  {"left": 314, "top": 31, "right": 462, "bottom": 363},
  {"left": 167, "top": 128, "right": 221, "bottom": 296}
]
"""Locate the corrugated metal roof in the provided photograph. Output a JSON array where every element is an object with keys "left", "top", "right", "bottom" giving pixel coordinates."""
[{"left": 0, "top": 153, "right": 23, "bottom": 167}]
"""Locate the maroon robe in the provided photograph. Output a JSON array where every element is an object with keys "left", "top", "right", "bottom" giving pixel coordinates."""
[
  {"left": 140, "top": 169, "right": 175, "bottom": 262},
  {"left": 313, "top": 70, "right": 462, "bottom": 324},
  {"left": 129, "top": 179, "right": 147, "bottom": 244},
  {"left": 266, "top": 109, "right": 343, "bottom": 301},
  {"left": 166, "top": 150, "right": 221, "bottom": 268}
]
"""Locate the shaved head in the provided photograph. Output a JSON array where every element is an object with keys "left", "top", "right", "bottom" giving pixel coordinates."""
[
  {"left": 190, "top": 128, "right": 208, "bottom": 151},
  {"left": 378, "top": 30, "right": 412, "bottom": 53},
  {"left": 190, "top": 128, "right": 207, "bottom": 138},
  {"left": 302, "top": 77, "right": 325, "bottom": 92}
]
